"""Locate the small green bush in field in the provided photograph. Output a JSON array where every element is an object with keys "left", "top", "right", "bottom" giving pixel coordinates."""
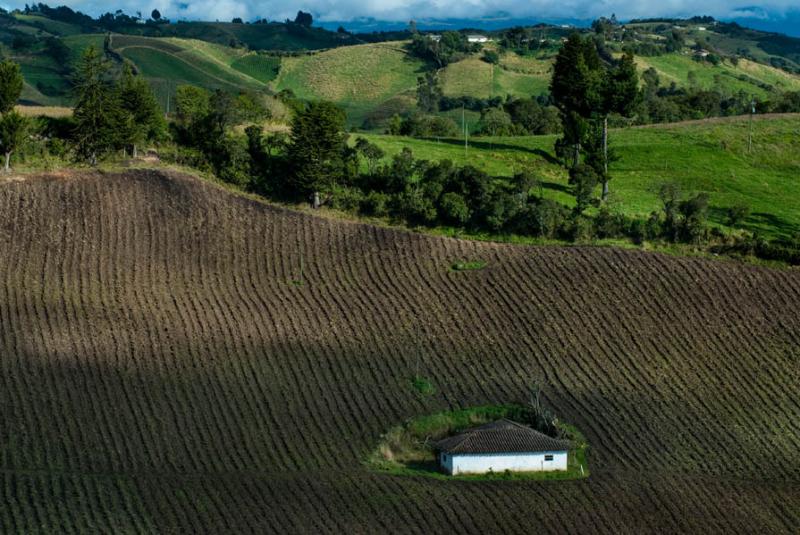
[{"left": 451, "top": 260, "right": 486, "bottom": 271}]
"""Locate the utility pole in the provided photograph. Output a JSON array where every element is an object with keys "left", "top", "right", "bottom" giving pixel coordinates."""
[
  {"left": 462, "top": 104, "right": 468, "bottom": 158},
  {"left": 748, "top": 98, "right": 755, "bottom": 153}
]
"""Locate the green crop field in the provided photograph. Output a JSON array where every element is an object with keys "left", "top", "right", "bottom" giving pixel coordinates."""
[
  {"left": 359, "top": 115, "right": 800, "bottom": 239},
  {"left": 634, "top": 54, "right": 800, "bottom": 96},
  {"left": 441, "top": 53, "right": 552, "bottom": 99},
  {"left": 112, "top": 36, "right": 267, "bottom": 91},
  {"left": 231, "top": 54, "right": 281, "bottom": 83},
  {"left": 274, "top": 42, "right": 424, "bottom": 125}
]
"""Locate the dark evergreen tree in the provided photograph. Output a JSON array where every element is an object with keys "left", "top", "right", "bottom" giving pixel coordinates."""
[
  {"left": 0, "top": 60, "right": 24, "bottom": 114},
  {"left": 569, "top": 164, "right": 599, "bottom": 215},
  {"left": 117, "top": 63, "right": 165, "bottom": 157},
  {"left": 416, "top": 71, "right": 443, "bottom": 113},
  {"left": 72, "top": 46, "right": 122, "bottom": 165},
  {"left": 550, "top": 34, "right": 604, "bottom": 168},
  {"left": 294, "top": 11, "right": 313, "bottom": 27},
  {"left": 287, "top": 101, "right": 348, "bottom": 200},
  {"left": 0, "top": 110, "right": 30, "bottom": 172},
  {"left": 598, "top": 51, "right": 639, "bottom": 199}
]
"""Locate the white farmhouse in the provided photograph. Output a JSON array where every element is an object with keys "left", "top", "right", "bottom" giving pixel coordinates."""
[
  {"left": 436, "top": 419, "right": 570, "bottom": 475},
  {"left": 467, "top": 34, "right": 489, "bottom": 43}
]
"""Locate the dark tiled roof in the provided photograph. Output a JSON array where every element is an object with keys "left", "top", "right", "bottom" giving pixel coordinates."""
[{"left": 435, "top": 419, "right": 571, "bottom": 454}]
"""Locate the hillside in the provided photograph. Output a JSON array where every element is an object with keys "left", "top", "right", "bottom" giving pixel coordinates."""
[
  {"left": 1, "top": 169, "right": 798, "bottom": 532},
  {"left": 8, "top": 14, "right": 800, "bottom": 122},
  {"left": 273, "top": 42, "right": 424, "bottom": 126},
  {"left": 362, "top": 115, "right": 800, "bottom": 240}
]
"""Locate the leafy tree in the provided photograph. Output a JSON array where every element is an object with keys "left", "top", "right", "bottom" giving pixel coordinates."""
[
  {"left": 0, "top": 111, "right": 30, "bottom": 172},
  {"left": 383, "top": 147, "right": 419, "bottom": 193},
  {"left": 294, "top": 10, "right": 313, "bottom": 27},
  {"left": 117, "top": 63, "right": 165, "bottom": 157},
  {"left": 45, "top": 37, "right": 71, "bottom": 67},
  {"left": 409, "top": 31, "right": 471, "bottom": 68},
  {"left": 726, "top": 203, "right": 751, "bottom": 228},
  {"left": 0, "top": 60, "right": 24, "bottom": 114},
  {"left": 504, "top": 98, "right": 561, "bottom": 135},
  {"left": 482, "top": 50, "right": 500, "bottom": 64},
  {"left": 72, "top": 46, "right": 121, "bottom": 165},
  {"left": 511, "top": 170, "right": 540, "bottom": 199},
  {"left": 232, "top": 17, "right": 243, "bottom": 24},
  {"left": 438, "top": 191, "right": 470, "bottom": 225},
  {"left": 569, "top": 164, "right": 598, "bottom": 214},
  {"left": 501, "top": 26, "right": 532, "bottom": 50},
  {"left": 287, "top": 101, "right": 348, "bottom": 199},
  {"left": 480, "top": 107, "right": 513, "bottom": 136},
  {"left": 598, "top": 51, "right": 639, "bottom": 199},
  {"left": 386, "top": 114, "right": 403, "bottom": 135},
  {"left": 678, "top": 193, "right": 710, "bottom": 243},
  {"left": 234, "top": 92, "right": 269, "bottom": 122},
  {"left": 175, "top": 85, "right": 210, "bottom": 126},
  {"left": 658, "top": 182, "right": 682, "bottom": 240},
  {"left": 151, "top": 9, "right": 161, "bottom": 21},
  {"left": 354, "top": 137, "right": 385, "bottom": 175},
  {"left": 416, "top": 71, "right": 443, "bottom": 112}
]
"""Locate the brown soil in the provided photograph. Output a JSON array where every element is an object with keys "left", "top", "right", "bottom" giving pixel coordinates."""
[{"left": 1, "top": 169, "right": 798, "bottom": 533}]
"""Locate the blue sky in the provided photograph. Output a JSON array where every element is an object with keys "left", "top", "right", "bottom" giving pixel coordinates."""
[{"left": 4, "top": 1, "right": 800, "bottom": 36}]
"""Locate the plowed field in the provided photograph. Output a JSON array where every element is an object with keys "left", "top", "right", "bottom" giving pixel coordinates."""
[{"left": 1, "top": 170, "right": 799, "bottom": 533}]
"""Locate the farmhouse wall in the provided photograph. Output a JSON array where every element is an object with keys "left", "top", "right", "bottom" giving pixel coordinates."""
[{"left": 440, "top": 451, "right": 568, "bottom": 475}]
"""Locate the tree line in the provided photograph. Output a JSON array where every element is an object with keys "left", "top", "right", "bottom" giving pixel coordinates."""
[{"left": 4, "top": 42, "right": 798, "bottom": 265}]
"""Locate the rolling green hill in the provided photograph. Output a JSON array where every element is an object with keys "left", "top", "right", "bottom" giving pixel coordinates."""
[
  {"left": 633, "top": 54, "right": 800, "bottom": 97},
  {"left": 273, "top": 42, "right": 425, "bottom": 126},
  {"left": 358, "top": 115, "right": 800, "bottom": 240},
  {"left": 6, "top": 10, "right": 800, "bottom": 126}
]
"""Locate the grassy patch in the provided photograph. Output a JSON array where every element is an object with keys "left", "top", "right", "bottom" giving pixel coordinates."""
[
  {"left": 410, "top": 376, "right": 435, "bottom": 396},
  {"left": 451, "top": 260, "right": 487, "bottom": 271},
  {"left": 359, "top": 115, "right": 800, "bottom": 240},
  {"left": 368, "top": 405, "right": 590, "bottom": 481}
]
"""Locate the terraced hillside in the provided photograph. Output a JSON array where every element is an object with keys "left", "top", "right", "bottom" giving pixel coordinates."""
[{"left": 1, "top": 170, "right": 799, "bottom": 532}]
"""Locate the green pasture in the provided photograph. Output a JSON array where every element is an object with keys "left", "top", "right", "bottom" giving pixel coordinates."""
[{"left": 359, "top": 115, "right": 800, "bottom": 239}]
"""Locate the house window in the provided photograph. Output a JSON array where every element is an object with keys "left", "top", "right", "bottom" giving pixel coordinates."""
[{"left": 544, "top": 454, "right": 554, "bottom": 461}]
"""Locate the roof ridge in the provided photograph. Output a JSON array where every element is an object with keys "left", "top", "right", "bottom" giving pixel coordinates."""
[{"left": 435, "top": 418, "right": 572, "bottom": 454}]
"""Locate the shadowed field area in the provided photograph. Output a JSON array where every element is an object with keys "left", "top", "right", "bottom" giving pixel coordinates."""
[{"left": 0, "top": 169, "right": 798, "bottom": 532}]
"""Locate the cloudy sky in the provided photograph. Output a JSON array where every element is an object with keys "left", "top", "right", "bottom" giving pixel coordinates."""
[{"left": 4, "top": 0, "right": 799, "bottom": 28}]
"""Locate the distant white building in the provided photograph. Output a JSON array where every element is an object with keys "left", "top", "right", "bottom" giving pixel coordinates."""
[
  {"left": 467, "top": 34, "right": 489, "bottom": 43},
  {"left": 436, "top": 419, "right": 571, "bottom": 475},
  {"left": 428, "top": 34, "right": 442, "bottom": 42}
]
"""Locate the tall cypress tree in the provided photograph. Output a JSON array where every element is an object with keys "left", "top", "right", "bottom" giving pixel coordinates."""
[
  {"left": 117, "top": 63, "right": 165, "bottom": 158},
  {"left": 287, "top": 101, "right": 348, "bottom": 201},
  {"left": 73, "top": 46, "right": 120, "bottom": 165},
  {"left": 0, "top": 61, "right": 23, "bottom": 114},
  {"left": 550, "top": 34, "right": 604, "bottom": 168},
  {"left": 0, "top": 111, "right": 30, "bottom": 172},
  {"left": 598, "top": 51, "right": 639, "bottom": 200},
  {"left": 0, "top": 59, "right": 27, "bottom": 171}
]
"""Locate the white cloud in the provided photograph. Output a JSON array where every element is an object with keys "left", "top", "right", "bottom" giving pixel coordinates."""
[{"left": 6, "top": 0, "right": 799, "bottom": 23}]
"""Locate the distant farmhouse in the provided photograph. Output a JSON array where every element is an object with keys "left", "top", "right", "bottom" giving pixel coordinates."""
[
  {"left": 467, "top": 34, "right": 489, "bottom": 43},
  {"left": 435, "top": 419, "right": 571, "bottom": 475}
]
